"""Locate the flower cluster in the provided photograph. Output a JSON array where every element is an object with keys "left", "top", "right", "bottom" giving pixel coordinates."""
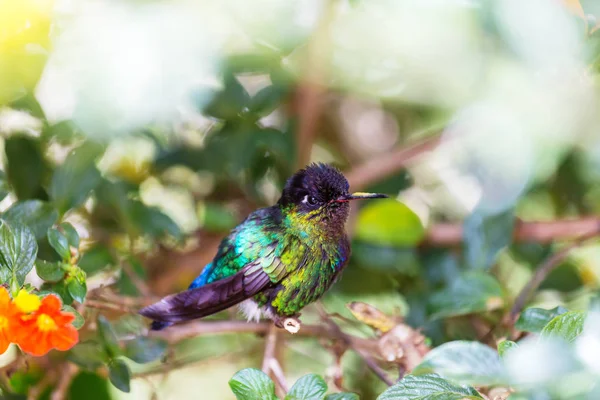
[{"left": 0, "top": 287, "right": 78, "bottom": 356}]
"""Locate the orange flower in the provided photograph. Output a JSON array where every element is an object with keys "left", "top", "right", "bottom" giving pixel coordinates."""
[
  {"left": 0, "top": 287, "right": 16, "bottom": 354},
  {"left": 13, "top": 294, "right": 78, "bottom": 356}
]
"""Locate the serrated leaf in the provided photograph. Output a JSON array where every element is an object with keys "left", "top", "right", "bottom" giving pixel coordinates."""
[
  {"left": 97, "top": 315, "right": 121, "bottom": 358},
  {"left": 0, "top": 219, "right": 38, "bottom": 285},
  {"left": 67, "top": 278, "right": 87, "bottom": 303},
  {"left": 540, "top": 311, "right": 586, "bottom": 342},
  {"left": 5, "top": 135, "right": 48, "bottom": 201},
  {"left": 428, "top": 272, "right": 505, "bottom": 319},
  {"left": 497, "top": 340, "right": 518, "bottom": 358},
  {"left": 108, "top": 359, "right": 131, "bottom": 393},
  {"left": 124, "top": 337, "right": 167, "bottom": 364},
  {"left": 229, "top": 368, "right": 277, "bottom": 400},
  {"left": 67, "top": 341, "right": 108, "bottom": 369},
  {"left": 62, "top": 304, "right": 85, "bottom": 329},
  {"left": 324, "top": 394, "right": 359, "bottom": 400},
  {"left": 413, "top": 341, "right": 506, "bottom": 386},
  {"left": 59, "top": 223, "right": 80, "bottom": 248},
  {"left": 49, "top": 142, "right": 103, "bottom": 214},
  {"left": 515, "top": 306, "right": 568, "bottom": 333},
  {"left": 48, "top": 228, "right": 70, "bottom": 260},
  {"left": 35, "top": 260, "right": 65, "bottom": 282},
  {"left": 377, "top": 374, "right": 483, "bottom": 400},
  {"left": 286, "top": 374, "right": 328, "bottom": 400},
  {"left": 355, "top": 199, "right": 425, "bottom": 247},
  {"left": 248, "top": 85, "right": 286, "bottom": 117},
  {"left": 463, "top": 208, "right": 515, "bottom": 270},
  {"left": 3, "top": 200, "right": 59, "bottom": 240}
]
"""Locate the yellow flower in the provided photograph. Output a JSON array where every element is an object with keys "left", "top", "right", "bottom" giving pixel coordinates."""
[{"left": 13, "top": 290, "right": 41, "bottom": 314}]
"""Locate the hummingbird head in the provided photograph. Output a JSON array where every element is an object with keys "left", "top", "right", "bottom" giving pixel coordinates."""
[{"left": 278, "top": 163, "right": 387, "bottom": 234}]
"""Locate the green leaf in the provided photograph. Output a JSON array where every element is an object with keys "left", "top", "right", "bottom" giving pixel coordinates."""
[
  {"left": 324, "top": 394, "right": 359, "bottom": 400},
  {"left": 515, "top": 306, "right": 568, "bottom": 333},
  {"left": 414, "top": 341, "right": 506, "bottom": 386},
  {"left": 62, "top": 304, "right": 85, "bottom": 329},
  {"left": 60, "top": 223, "right": 80, "bottom": 248},
  {"left": 540, "top": 311, "right": 586, "bottom": 342},
  {"left": 229, "top": 368, "right": 277, "bottom": 400},
  {"left": 67, "top": 341, "right": 108, "bottom": 369},
  {"left": 78, "top": 245, "right": 115, "bottom": 276},
  {"left": 97, "top": 315, "right": 121, "bottom": 358},
  {"left": 0, "top": 171, "right": 11, "bottom": 202},
  {"left": 3, "top": 200, "right": 59, "bottom": 240},
  {"left": 355, "top": 199, "right": 425, "bottom": 247},
  {"left": 199, "top": 202, "right": 239, "bottom": 232},
  {"left": 428, "top": 272, "right": 505, "bottom": 319},
  {"left": 248, "top": 85, "right": 287, "bottom": 117},
  {"left": 202, "top": 74, "right": 251, "bottom": 119},
  {"left": 497, "top": 340, "right": 518, "bottom": 358},
  {"left": 0, "top": 219, "right": 38, "bottom": 285},
  {"left": 124, "top": 337, "right": 167, "bottom": 364},
  {"left": 127, "top": 201, "right": 182, "bottom": 240},
  {"left": 286, "top": 374, "right": 328, "bottom": 400},
  {"left": 49, "top": 142, "right": 103, "bottom": 214},
  {"left": 108, "top": 359, "right": 131, "bottom": 393},
  {"left": 377, "top": 374, "right": 483, "bottom": 400},
  {"left": 67, "top": 278, "right": 87, "bottom": 303},
  {"left": 35, "top": 260, "right": 65, "bottom": 282},
  {"left": 463, "top": 208, "right": 515, "bottom": 270},
  {"left": 5, "top": 136, "right": 49, "bottom": 201},
  {"left": 47, "top": 228, "right": 70, "bottom": 260}
]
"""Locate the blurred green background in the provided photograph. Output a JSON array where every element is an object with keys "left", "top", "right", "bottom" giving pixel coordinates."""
[{"left": 2, "top": 0, "right": 600, "bottom": 399}]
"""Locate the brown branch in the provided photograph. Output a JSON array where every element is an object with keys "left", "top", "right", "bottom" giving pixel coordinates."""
[
  {"left": 49, "top": 363, "right": 77, "bottom": 400},
  {"left": 262, "top": 325, "right": 289, "bottom": 395}
]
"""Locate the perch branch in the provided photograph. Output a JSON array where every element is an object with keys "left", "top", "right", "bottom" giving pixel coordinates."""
[
  {"left": 49, "top": 363, "right": 78, "bottom": 400},
  {"left": 262, "top": 325, "right": 289, "bottom": 393}
]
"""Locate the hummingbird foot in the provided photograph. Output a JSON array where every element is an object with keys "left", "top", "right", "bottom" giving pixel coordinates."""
[{"left": 273, "top": 314, "right": 302, "bottom": 334}]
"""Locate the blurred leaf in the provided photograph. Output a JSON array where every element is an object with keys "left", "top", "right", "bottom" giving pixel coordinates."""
[
  {"left": 420, "top": 248, "right": 461, "bottom": 288},
  {"left": 428, "top": 272, "right": 505, "bottom": 319},
  {"left": 68, "top": 341, "right": 108, "bottom": 369},
  {"left": 225, "top": 52, "right": 282, "bottom": 74},
  {"left": 377, "top": 374, "right": 483, "bottom": 400},
  {"left": 324, "top": 394, "right": 359, "bottom": 400},
  {"left": 79, "top": 245, "right": 115, "bottom": 276},
  {"left": 0, "top": 171, "right": 10, "bottom": 202},
  {"left": 497, "top": 340, "right": 518, "bottom": 358},
  {"left": 35, "top": 260, "right": 64, "bottom": 282},
  {"left": 286, "top": 374, "right": 328, "bottom": 400},
  {"left": 355, "top": 199, "right": 425, "bottom": 247},
  {"left": 67, "top": 277, "right": 87, "bottom": 303},
  {"left": 124, "top": 337, "right": 167, "bottom": 364},
  {"left": 62, "top": 304, "right": 85, "bottom": 329},
  {"left": 249, "top": 85, "right": 287, "bottom": 117},
  {"left": 127, "top": 200, "right": 182, "bottom": 240},
  {"left": 43, "top": 120, "right": 82, "bottom": 145},
  {"left": 202, "top": 74, "right": 250, "bottom": 120},
  {"left": 60, "top": 222, "right": 80, "bottom": 248},
  {"left": 46, "top": 280, "right": 73, "bottom": 305},
  {"left": 365, "top": 169, "right": 412, "bottom": 196},
  {"left": 515, "top": 306, "right": 568, "bottom": 333},
  {"left": 5, "top": 135, "right": 48, "bottom": 200},
  {"left": 540, "top": 311, "right": 586, "bottom": 342},
  {"left": 352, "top": 242, "right": 420, "bottom": 275},
  {"left": 3, "top": 200, "right": 58, "bottom": 240},
  {"left": 0, "top": 219, "right": 37, "bottom": 285},
  {"left": 200, "top": 202, "right": 238, "bottom": 232},
  {"left": 9, "top": 93, "right": 46, "bottom": 120},
  {"left": 413, "top": 341, "right": 506, "bottom": 386},
  {"left": 49, "top": 142, "right": 103, "bottom": 214},
  {"left": 68, "top": 372, "right": 111, "bottom": 400},
  {"left": 463, "top": 208, "right": 515, "bottom": 270},
  {"left": 47, "top": 227, "right": 70, "bottom": 261},
  {"left": 97, "top": 315, "right": 121, "bottom": 358},
  {"left": 108, "top": 359, "right": 131, "bottom": 393},
  {"left": 229, "top": 368, "right": 277, "bottom": 400}
]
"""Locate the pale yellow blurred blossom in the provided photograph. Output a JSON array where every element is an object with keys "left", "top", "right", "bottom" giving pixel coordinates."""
[{"left": 98, "top": 136, "right": 156, "bottom": 184}]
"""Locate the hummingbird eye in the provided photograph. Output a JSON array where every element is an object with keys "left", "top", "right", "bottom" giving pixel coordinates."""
[{"left": 302, "top": 195, "right": 318, "bottom": 206}]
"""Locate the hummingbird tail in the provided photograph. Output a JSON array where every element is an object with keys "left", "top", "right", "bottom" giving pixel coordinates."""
[
  {"left": 139, "top": 267, "right": 272, "bottom": 325},
  {"left": 150, "top": 320, "right": 173, "bottom": 331}
]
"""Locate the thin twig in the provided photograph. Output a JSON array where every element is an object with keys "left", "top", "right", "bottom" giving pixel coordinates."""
[
  {"left": 85, "top": 299, "right": 138, "bottom": 313},
  {"left": 50, "top": 363, "right": 78, "bottom": 400},
  {"left": 262, "top": 324, "right": 288, "bottom": 396},
  {"left": 268, "top": 359, "right": 290, "bottom": 393}
]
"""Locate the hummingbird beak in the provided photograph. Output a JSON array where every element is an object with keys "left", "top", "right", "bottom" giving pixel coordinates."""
[{"left": 335, "top": 192, "right": 388, "bottom": 202}]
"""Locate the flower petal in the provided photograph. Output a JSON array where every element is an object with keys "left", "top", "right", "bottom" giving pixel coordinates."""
[
  {"left": 49, "top": 325, "right": 78, "bottom": 351},
  {"left": 0, "top": 287, "right": 9, "bottom": 308},
  {"left": 39, "top": 295, "right": 62, "bottom": 314}
]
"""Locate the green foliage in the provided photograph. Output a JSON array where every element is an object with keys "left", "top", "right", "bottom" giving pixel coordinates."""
[
  {"left": 108, "top": 359, "right": 131, "bottom": 393},
  {"left": 0, "top": 219, "right": 38, "bottom": 286},
  {"left": 123, "top": 337, "right": 167, "bottom": 364},
  {"left": 285, "top": 374, "right": 328, "bottom": 400},
  {"left": 463, "top": 208, "right": 515, "bottom": 270},
  {"left": 540, "top": 311, "right": 586, "bottom": 342},
  {"left": 377, "top": 374, "right": 483, "bottom": 400},
  {"left": 515, "top": 306, "right": 568, "bottom": 333},
  {"left": 497, "top": 340, "right": 518, "bottom": 357}
]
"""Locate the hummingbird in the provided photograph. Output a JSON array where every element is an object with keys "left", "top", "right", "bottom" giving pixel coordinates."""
[{"left": 139, "top": 163, "right": 387, "bottom": 333}]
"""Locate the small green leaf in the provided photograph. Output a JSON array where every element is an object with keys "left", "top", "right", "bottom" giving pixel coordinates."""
[
  {"left": 248, "top": 85, "right": 287, "bottom": 117},
  {"left": 62, "top": 304, "right": 85, "bottom": 329},
  {"left": 355, "top": 199, "right": 425, "bottom": 247},
  {"left": 0, "top": 219, "right": 38, "bottom": 285},
  {"left": 202, "top": 74, "right": 251, "bottom": 120},
  {"left": 515, "top": 306, "right": 568, "bottom": 334},
  {"left": 67, "top": 278, "right": 87, "bottom": 303},
  {"left": 3, "top": 200, "right": 59, "bottom": 240},
  {"left": 286, "top": 374, "right": 328, "bottom": 400},
  {"left": 49, "top": 142, "right": 103, "bottom": 214},
  {"left": 97, "top": 316, "right": 121, "bottom": 358},
  {"left": 108, "top": 359, "right": 131, "bottom": 393},
  {"left": 35, "top": 260, "right": 65, "bottom": 282},
  {"left": 5, "top": 135, "right": 48, "bottom": 201},
  {"left": 124, "top": 337, "right": 167, "bottom": 364},
  {"left": 67, "top": 341, "right": 108, "bottom": 369},
  {"left": 59, "top": 223, "right": 80, "bottom": 248},
  {"left": 324, "top": 394, "right": 359, "bottom": 400},
  {"left": 428, "top": 272, "right": 505, "bottom": 319},
  {"left": 463, "top": 208, "right": 515, "bottom": 270},
  {"left": 229, "top": 368, "right": 277, "bottom": 400},
  {"left": 127, "top": 201, "right": 182, "bottom": 240},
  {"left": 497, "top": 340, "right": 518, "bottom": 358},
  {"left": 48, "top": 228, "right": 70, "bottom": 261},
  {"left": 413, "top": 341, "right": 506, "bottom": 386},
  {"left": 540, "top": 311, "right": 586, "bottom": 342},
  {"left": 78, "top": 245, "right": 115, "bottom": 276},
  {"left": 377, "top": 374, "right": 483, "bottom": 400}
]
